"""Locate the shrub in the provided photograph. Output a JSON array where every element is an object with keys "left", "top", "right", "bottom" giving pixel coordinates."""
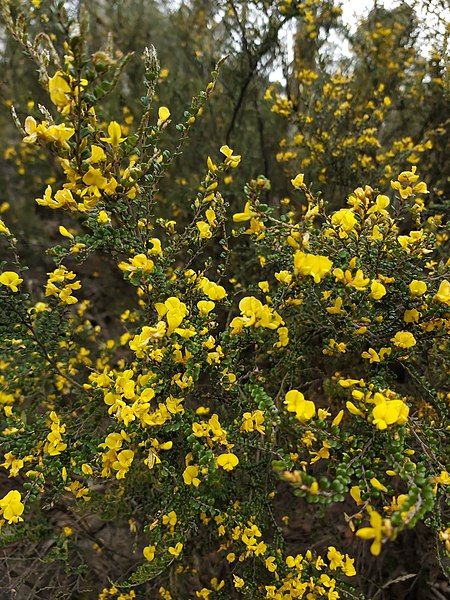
[{"left": 0, "top": 2, "right": 448, "bottom": 599}]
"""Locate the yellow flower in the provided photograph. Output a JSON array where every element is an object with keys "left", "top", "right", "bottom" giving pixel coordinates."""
[
  {"left": 370, "top": 477, "right": 388, "bottom": 492},
  {"left": 332, "top": 410, "right": 344, "bottom": 427},
  {"left": 97, "top": 210, "right": 111, "bottom": 225},
  {"left": 143, "top": 545, "right": 156, "bottom": 561},
  {"left": 346, "top": 401, "right": 363, "bottom": 416},
  {"left": 356, "top": 509, "right": 383, "bottom": 556},
  {"left": 367, "top": 194, "right": 390, "bottom": 214},
  {"left": 331, "top": 208, "right": 357, "bottom": 237},
  {"left": 291, "top": 173, "right": 304, "bottom": 188},
  {"left": 198, "top": 278, "right": 227, "bottom": 301},
  {"left": 391, "top": 331, "right": 416, "bottom": 349},
  {"left": 48, "top": 71, "right": 71, "bottom": 108},
  {"left": 112, "top": 449, "right": 134, "bottom": 479},
  {"left": 265, "top": 556, "right": 277, "bottom": 572},
  {"left": 404, "top": 308, "right": 420, "bottom": 323},
  {"left": 0, "top": 271, "right": 23, "bottom": 292},
  {"left": 197, "top": 300, "right": 215, "bottom": 316},
  {"left": 119, "top": 253, "right": 154, "bottom": 274},
  {"left": 233, "top": 575, "right": 244, "bottom": 589},
  {"left": 168, "top": 542, "right": 183, "bottom": 557},
  {"left": 275, "top": 270, "right": 292, "bottom": 284},
  {"left": 0, "top": 490, "right": 24, "bottom": 524},
  {"left": 350, "top": 485, "right": 364, "bottom": 506},
  {"left": 241, "top": 410, "right": 265, "bottom": 434},
  {"left": 162, "top": 510, "right": 177, "bottom": 529},
  {"left": 409, "top": 279, "right": 427, "bottom": 296},
  {"left": 59, "top": 226, "right": 74, "bottom": 240},
  {"left": 216, "top": 452, "right": 239, "bottom": 471},
  {"left": 158, "top": 106, "right": 170, "bottom": 125},
  {"left": 82, "top": 167, "right": 108, "bottom": 189},
  {"left": 100, "top": 121, "right": 126, "bottom": 148},
  {"left": 294, "top": 251, "right": 333, "bottom": 283},
  {"left": 327, "top": 546, "right": 344, "bottom": 570},
  {"left": 233, "top": 201, "right": 258, "bottom": 223},
  {"left": 155, "top": 297, "right": 188, "bottom": 333},
  {"left": 342, "top": 554, "right": 356, "bottom": 577},
  {"left": 433, "top": 471, "right": 450, "bottom": 486},
  {"left": 88, "top": 144, "right": 107, "bottom": 163},
  {"left": 183, "top": 465, "right": 200, "bottom": 487},
  {"left": 370, "top": 280, "right": 386, "bottom": 300},
  {"left": 196, "top": 221, "right": 212, "bottom": 239},
  {"left": 0, "top": 219, "right": 11, "bottom": 235},
  {"left": 284, "top": 390, "right": 316, "bottom": 422},
  {"left": 434, "top": 279, "right": 450, "bottom": 305},
  {"left": 372, "top": 397, "right": 409, "bottom": 430},
  {"left": 220, "top": 145, "right": 241, "bottom": 168}
]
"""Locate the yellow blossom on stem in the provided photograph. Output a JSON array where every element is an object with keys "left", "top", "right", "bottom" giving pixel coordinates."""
[
  {"left": 48, "top": 71, "right": 71, "bottom": 108},
  {"left": 331, "top": 208, "right": 357, "bottom": 237},
  {"left": 434, "top": 280, "right": 450, "bottom": 305},
  {"left": 372, "top": 397, "right": 409, "bottom": 429},
  {"left": 284, "top": 390, "right": 316, "bottom": 422},
  {"left": 233, "top": 201, "right": 258, "bottom": 223},
  {"left": 100, "top": 121, "right": 126, "bottom": 148},
  {"left": 391, "top": 331, "right": 416, "bottom": 349},
  {"left": 168, "top": 542, "right": 183, "bottom": 557},
  {"left": 294, "top": 251, "right": 333, "bottom": 283},
  {"left": 409, "top": 279, "right": 427, "bottom": 296},
  {"left": 216, "top": 452, "right": 239, "bottom": 471},
  {"left": 0, "top": 490, "right": 24, "bottom": 524},
  {"left": 220, "top": 145, "right": 241, "bottom": 168},
  {"left": 356, "top": 509, "right": 385, "bottom": 556},
  {"left": 143, "top": 545, "right": 156, "bottom": 562},
  {"left": 291, "top": 173, "right": 304, "bottom": 188},
  {"left": 0, "top": 271, "right": 23, "bottom": 292},
  {"left": 158, "top": 106, "right": 170, "bottom": 126},
  {"left": 183, "top": 465, "right": 201, "bottom": 487},
  {"left": 370, "top": 280, "right": 386, "bottom": 300}
]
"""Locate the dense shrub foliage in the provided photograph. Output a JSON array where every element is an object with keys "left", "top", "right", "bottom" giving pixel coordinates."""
[{"left": 0, "top": 1, "right": 448, "bottom": 599}]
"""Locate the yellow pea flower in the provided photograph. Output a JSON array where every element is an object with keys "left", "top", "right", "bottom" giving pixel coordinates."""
[
  {"left": 434, "top": 279, "right": 450, "bottom": 305},
  {"left": 372, "top": 398, "right": 409, "bottom": 430},
  {"left": 48, "top": 71, "right": 71, "bottom": 108},
  {"left": 183, "top": 465, "right": 200, "bottom": 487},
  {"left": 168, "top": 542, "right": 183, "bottom": 557},
  {"left": 356, "top": 509, "right": 384, "bottom": 556},
  {"left": 82, "top": 167, "right": 108, "bottom": 189},
  {"left": 0, "top": 271, "right": 23, "bottom": 292},
  {"left": 216, "top": 452, "right": 239, "bottom": 471},
  {"left": 233, "top": 201, "right": 258, "bottom": 223},
  {"left": 197, "top": 300, "right": 215, "bottom": 316},
  {"left": 409, "top": 279, "right": 427, "bottom": 296},
  {"left": 196, "top": 221, "right": 212, "bottom": 239},
  {"left": 284, "top": 390, "right": 316, "bottom": 422},
  {"left": 331, "top": 208, "right": 357, "bottom": 237},
  {"left": 143, "top": 545, "right": 156, "bottom": 562},
  {"left": 100, "top": 121, "right": 126, "bottom": 148},
  {"left": 370, "top": 477, "right": 388, "bottom": 492},
  {"left": 391, "top": 331, "right": 416, "bottom": 349},
  {"left": 0, "top": 490, "right": 24, "bottom": 523},
  {"left": 220, "top": 145, "right": 241, "bottom": 168},
  {"left": 59, "top": 226, "right": 74, "bottom": 240},
  {"left": 158, "top": 106, "right": 170, "bottom": 126},
  {"left": 291, "top": 173, "right": 304, "bottom": 188},
  {"left": 293, "top": 251, "right": 333, "bottom": 283},
  {"left": 370, "top": 280, "right": 386, "bottom": 300}
]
